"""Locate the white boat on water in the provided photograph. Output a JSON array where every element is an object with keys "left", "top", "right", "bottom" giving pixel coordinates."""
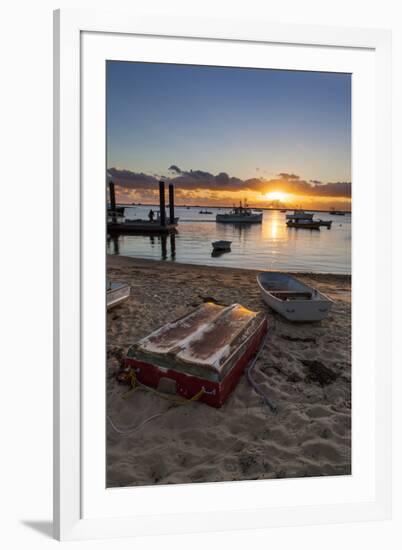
[
  {"left": 216, "top": 202, "right": 262, "bottom": 223},
  {"left": 107, "top": 281, "right": 130, "bottom": 309},
  {"left": 212, "top": 240, "right": 232, "bottom": 251},
  {"left": 257, "top": 272, "right": 333, "bottom": 321},
  {"left": 286, "top": 209, "right": 314, "bottom": 221}
]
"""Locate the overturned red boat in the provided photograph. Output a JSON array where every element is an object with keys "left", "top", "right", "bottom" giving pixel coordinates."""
[{"left": 125, "top": 302, "right": 267, "bottom": 408}]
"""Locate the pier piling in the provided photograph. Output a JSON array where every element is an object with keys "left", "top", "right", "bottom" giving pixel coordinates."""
[
  {"left": 109, "top": 181, "right": 117, "bottom": 222},
  {"left": 169, "top": 183, "right": 175, "bottom": 225},
  {"left": 159, "top": 181, "right": 166, "bottom": 226}
]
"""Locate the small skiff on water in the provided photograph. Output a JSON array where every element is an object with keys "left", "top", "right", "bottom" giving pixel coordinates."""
[
  {"left": 317, "top": 219, "right": 332, "bottom": 228},
  {"left": 330, "top": 209, "right": 345, "bottom": 216},
  {"left": 257, "top": 272, "right": 333, "bottom": 321},
  {"left": 212, "top": 240, "right": 232, "bottom": 251},
  {"left": 107, "top": 281, "right": 130, "bottom": 309}
]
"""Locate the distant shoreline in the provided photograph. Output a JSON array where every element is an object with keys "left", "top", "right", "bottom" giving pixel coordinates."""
[{"left": 112, "top": 203, "right": 352, "bottom": 215}]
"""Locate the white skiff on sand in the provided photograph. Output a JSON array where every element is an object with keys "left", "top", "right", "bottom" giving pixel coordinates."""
[
  {"left": 107, "top": 281, "right": 130, "bottom": 309},
  {"left": 257, "top": 272, "right": 333, "bottom": 322}
]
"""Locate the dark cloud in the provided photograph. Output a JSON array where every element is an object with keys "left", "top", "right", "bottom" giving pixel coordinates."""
[
  {"left": 107, "top": 167, "right": 351, "bottom": 198},
  {"left": 215, "top": 172, "right": 230, "bottom": 185},
  {"left": 107, "top": 168, "right": 158, "bottom": 189},
  {"left": 312, "top": 181, "right": 351, "bottom": 197},
  {"left": 168, "top": 165, "right": 182, "bottom": 174}
]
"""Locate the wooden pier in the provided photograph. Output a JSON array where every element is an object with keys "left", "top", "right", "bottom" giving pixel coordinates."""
[
  {"left": 107, "top": 221, "right": 178, "bottom": 235},
  {"left": 107, "top": 180, "right": 178, "bottom": 235}
]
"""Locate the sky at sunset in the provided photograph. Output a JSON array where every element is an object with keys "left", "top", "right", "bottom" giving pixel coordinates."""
[{"left": 107, "top": 61, "right": 351, "bottom": 210}]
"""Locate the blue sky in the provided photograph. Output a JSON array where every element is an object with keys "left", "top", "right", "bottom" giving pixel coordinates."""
[
  {"left": 106, "top": 61, "right": 351, "bottom": 208},
  {"left": 107, "top": 61, "right": 350, "bottom": 181}
]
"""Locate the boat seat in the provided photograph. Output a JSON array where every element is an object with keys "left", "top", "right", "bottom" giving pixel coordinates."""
[{"left": 271, "top": 291, "right": 313, "bottom": 300}]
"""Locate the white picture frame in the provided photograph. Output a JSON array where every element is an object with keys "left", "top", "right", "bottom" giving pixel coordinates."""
[{"left": 53, "top": 8, "right": 392, "bottom": 541}]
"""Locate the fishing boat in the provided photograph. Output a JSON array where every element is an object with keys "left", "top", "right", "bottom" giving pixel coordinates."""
[
  {"left": 257, "top": 272, "right": 333, "bottom": 321},
  {"left": 199, "top": 210, "right": 212, "bottom": 214},
  {"left": 280, "top": 209, "right": 287, "bottom": 213},
  {"left": 124, "top": 302, "right": 267, "bottom": 407},
  {"left": 286, "top": 219, "right": 321, "bottom": 229},
  {"left": 286, "top": 209, "right": 314, "bottom": 221},
  {"left": 107, "top": 280, "right": 130, "bottom": 309},
  {"left": 216, "top": 201, "right": 262, "bottom": 224}
]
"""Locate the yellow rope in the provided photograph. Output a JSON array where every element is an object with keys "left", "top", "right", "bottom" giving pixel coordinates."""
[
  {"left": 122, "top": 369, "right": 139, "bottom": 398},
  {"left": 123, "top": 368, "right": 205, "bottom": 406}
]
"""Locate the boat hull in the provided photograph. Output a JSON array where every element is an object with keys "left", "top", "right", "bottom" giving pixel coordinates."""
[
  {"left": 124, "top": 303, "right": 267, "bottom": 407},
  {"left": 212, "top": 240, "right": 232, "bottom": 251},
  {"left": 107, "top": 282, "right": 130, "bottom": 309},
  {"left": 286, "top": 221, "right": 320, "bottom": 229},
  {"left": 317, "top": 220, "right": 332, "bottom": 228},
  {"left": 216, "top": 213, "right": 262, "bottom": 223},
  {"left": 125, "top": 316, "right": 267, "bottom": 408},
  {"left": 257, "top": 273, "right": 333, "bottom": 322}
]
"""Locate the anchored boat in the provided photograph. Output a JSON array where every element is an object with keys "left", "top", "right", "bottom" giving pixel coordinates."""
[
  {"left": 124, "top": 302, "right": 267, "bottom": 407},
  {"left": 317, "top": 219, "right": 333, "bottom": 228},
  {"left": 257, "top": 272, "right": 333, "bottom": 321},
  {"left": 330, "top": 208, "right": 345, "bottom": 216},
  {"left": 216, "top": 201, "right": 262, "bottom": 224},
  {"left": 286, "top": 219, "right": 321, "bottom": 229},
  {"left": 212, "top": 240, "right": 232, "bottom": 252},
  {"left": 285, "top": 209, "right": 314, "bottom": 221}
]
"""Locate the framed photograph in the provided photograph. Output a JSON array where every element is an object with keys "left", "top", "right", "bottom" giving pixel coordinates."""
[{"left": 54, "top": 9, "right": 392, "bottom": 540}]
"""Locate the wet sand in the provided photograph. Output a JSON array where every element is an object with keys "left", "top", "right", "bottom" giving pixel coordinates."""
[{"left": 106, "top": 255, "right": 351, "bottom": 487}]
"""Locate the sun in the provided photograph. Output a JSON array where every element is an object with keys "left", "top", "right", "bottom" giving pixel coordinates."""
[{"left": 265, "top": 191, "right": 286, "bottom": 202}]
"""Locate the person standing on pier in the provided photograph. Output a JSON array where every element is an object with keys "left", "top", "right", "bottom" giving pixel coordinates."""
[{"left": 148, "top": 209, "right": 154, "bottom": 222}]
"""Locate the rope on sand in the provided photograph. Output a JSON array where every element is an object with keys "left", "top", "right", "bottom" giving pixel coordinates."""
[
  {"left": 246, "top": 330, "right": 278, "bottom": 414},
  {"left": 107, "top": 383, "right": 205, "bottom": 436},
  {"left": 107, "top": 411, "right": 166, "bottom": 436}
]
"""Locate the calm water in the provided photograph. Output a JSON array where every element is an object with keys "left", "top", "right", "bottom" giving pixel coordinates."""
[{"left": 107, "top": 206, "right": 351, "bottom": 274}]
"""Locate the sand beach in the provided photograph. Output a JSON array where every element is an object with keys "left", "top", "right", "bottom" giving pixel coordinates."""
[{"left": 106, "top": 255, "right": 351, "bottom": 487}]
